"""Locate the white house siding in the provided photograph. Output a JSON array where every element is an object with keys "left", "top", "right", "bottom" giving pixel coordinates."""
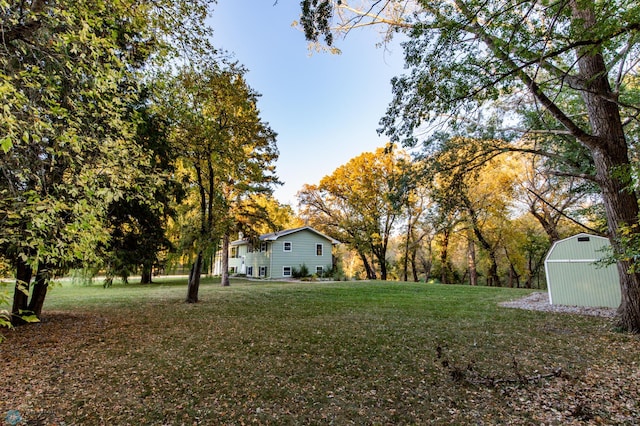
[{"left": 228, "top": 243, "right": 249, "bottom": 274}]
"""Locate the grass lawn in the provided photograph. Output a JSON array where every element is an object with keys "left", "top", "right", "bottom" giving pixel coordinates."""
[{"left": 2, "top": 279, "right": 639, "bottom": 425}]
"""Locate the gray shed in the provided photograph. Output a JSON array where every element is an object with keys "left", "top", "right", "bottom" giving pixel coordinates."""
[{"left": 544, "top": 233, "right": 621, "bottom": 308}]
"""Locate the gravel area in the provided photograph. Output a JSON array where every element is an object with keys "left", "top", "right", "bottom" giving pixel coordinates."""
[{"left": 499, "top": 291, "right": 616, "bottom": 318}]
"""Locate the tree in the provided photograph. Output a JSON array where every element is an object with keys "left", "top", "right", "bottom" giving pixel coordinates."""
[
  {"left": 298, "top": 146, "right": 408, "bottom": 280},
  {"left": 398, "top": 181, "right": 433, "bottom": 282},
  {"left": 164, "top": 65, "right": 278, "bottom": 301},
  {"left": 300, "top": 0, "right": 640, "bottom": 332},
  {"left": 102, "top": 92, "right": 178, "bottom": 286},
  {"left": 429, "top": 141, "right": 522, "bottom": 286},
  {"left": 2, "top": 0, "right": 149, "bottom": 321},
  {"left": 1, "top": 0, "right": 215, "bottom": 322}
]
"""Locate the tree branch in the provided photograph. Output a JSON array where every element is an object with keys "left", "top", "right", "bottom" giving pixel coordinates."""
[{"left": 526, "top": 188, "right": 603, "bottom": 235}]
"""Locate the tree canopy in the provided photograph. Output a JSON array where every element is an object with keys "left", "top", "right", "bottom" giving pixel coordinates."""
[
  {"left": 298, "top": 146, "right": 410, "bottom": 280},
  {"left": 0, "top": 0, "right": 216, "bottom": 322},
  {"left": 162, "top": 64, "right": 279, "bottom": 300}
]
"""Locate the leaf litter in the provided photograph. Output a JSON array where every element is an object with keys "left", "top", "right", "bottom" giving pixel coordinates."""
[{"left": 1, "top": 288, "right": 639, "bottom": 425}]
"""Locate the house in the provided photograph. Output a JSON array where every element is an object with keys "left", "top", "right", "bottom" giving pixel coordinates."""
[
  {"left": 225, "top": 226, "right": 340, "bottom": 279},
  {"left": 544, "top": 233, "right": 621, "bottom": 308}
]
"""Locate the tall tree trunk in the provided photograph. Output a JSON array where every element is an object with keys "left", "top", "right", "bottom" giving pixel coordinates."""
[
  {"left": 140, "top": 263, "right": 152, "bottom": 284},
  {"left": 464, "top": 199, "right": 501, "bottom": 286},
  {"left": 403, "top": 215, "right": 412, "bottom": 281},
  {"left": 378, "top": 253, "right": 388, "bottom": 280},
  {"left": 186, "top": 251, "right": 203, "bottom": 303},
  {"left": 440, "top": 228, "right": 450, "bottom": 284},
  {"left": 28, "top": 263, "right": 50, "bottom": 318},
  {"left": 421, "top": 236, "right": 433, "bottom": 282},
  {"left": 11, "top": 257, "right": 32, "bottom": 325},
  {"left": 569, "top": 1, "right": 640, "bottom": 332},
  {"left": 525, "top": 255, "right": 534, "bottom": 289},
  {"left": 374, "top": 231, "right": 390, "bottom": 281},
  {"left": 595, "top": 149, "right": 640, "bottom": 331},
  {"left": 410, "top": 246, "right": 419, "bottom": 282},
  {"left": 467, "top": 233, "right": 477, "bottom": 286},
  {"left": 486, "top": 257, "right": 499, "bottom": 287},
  {"left": 358, "top": 251, "right": 376, "bottom": 279},
  {"left": 221, "top": 232, "right": 230, "bottom": 287},
  {"left": 507, "top": 262, "right": 521, "bottom": 289}
]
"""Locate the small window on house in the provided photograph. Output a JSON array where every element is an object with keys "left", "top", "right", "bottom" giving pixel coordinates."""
[
  {"left": 283, "top": 266, "right": 292, "bottom": 277},
  {"left": 316, "top": 243, "right": 323, "bottom": 256},
  {"left": 260, "top": 241, "right": 268, "bottom": 252},
  {"left": 231, "top": 247, "right": 238, "bottom": 258},
  {"left": 283, "top": 241, "right": 292, "bottom": 252},
  {"left": 246, "top": 266, "right": 253, "bottom": 276},
  {"left": 578, "top": 236, "right": 590, "bottom": 242},
  {"left": 229, "top": 266, "right": 237, "bottom": 274},
  {"left": 259, "top": 266, "right": 267, "bottom": 277},
  {"left": 316, "top": 266, "right": 324, "bottom": 276}
]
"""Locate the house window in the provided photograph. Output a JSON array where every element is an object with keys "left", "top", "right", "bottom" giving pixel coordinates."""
[
  {"left": 316, "top": 243, "right": 323, "bottom": 256},
  {"left": 283, "top": 241, "right": 292, "bottom": 252},
  {"left": 316, "top": 266, "right": 324, "bottom": 276},
  {"left": 229, "top": 266, "right": 237, "bottom": 274},
  {"left": 283, "top": 266, "right": 292, "bottom": 277},
  {"left": 259, "top": 266, "right": 267, "bottom": 277},
  {"left": 260, "top": 241, "right": 268, "bottom": 252},
  {"left": 246, "top": 266, "right": 253, "bottom": 277},
  {"left": 231, "top": 247, "right": 238, "bottom": 258}
]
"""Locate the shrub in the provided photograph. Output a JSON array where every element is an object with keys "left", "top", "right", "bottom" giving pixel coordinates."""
[{"left": 292, "top": 264, "right": 310, "bottom": 279}]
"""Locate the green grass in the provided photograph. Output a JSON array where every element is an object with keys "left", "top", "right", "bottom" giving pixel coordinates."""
[{"left": 2, "top": 279, "right": 639, "bottom": 425}]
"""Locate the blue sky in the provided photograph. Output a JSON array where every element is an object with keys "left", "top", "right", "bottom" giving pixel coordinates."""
[{"left": 208, "top": 0, "right": 406, "bottom": 206}]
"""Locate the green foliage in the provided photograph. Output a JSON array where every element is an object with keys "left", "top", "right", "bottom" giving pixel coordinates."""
[
  {"left": 300, "top": 0, "right": 334, "bottom": 46},
  {"left": 298, "top": 146, "right": 410, "bottom": 280},
  {"left": 15, "top": 309, "right": 40, "bottom": 323},
  {"left": 0, "top": 280, "right": 12, "bottom": 342},
  {"left": 292, "top": 264, "right": 310, "bottom": 279},
  {"left": 1, "top": 0, "right": 216, "bottom": 315},
  {"left": 376, "top": 0, "right": 640, "bottom": 146},
  {"left": 161, "top": 62, "right": 279, "bottom": 293},
  {"left": 101, "top": 91, "right": 177, "bottom": 284},
  {"left": 612, "top": 222, "right": 640, "bottom": 273},
  {"left": 2, "top": 0, "right": 150, "bottom": 279}
]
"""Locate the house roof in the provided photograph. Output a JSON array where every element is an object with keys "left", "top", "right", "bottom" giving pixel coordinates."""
[
  {"left": 231, "top": 226, "right": 340, "bottom": 246},
  {"left": 260, "top": 226, "right": 340, "bottom": 244}
]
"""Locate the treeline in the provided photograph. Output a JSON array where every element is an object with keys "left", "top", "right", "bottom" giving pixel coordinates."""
[{"left": 299, "top": 144, "right": 602, "bottom": 287}]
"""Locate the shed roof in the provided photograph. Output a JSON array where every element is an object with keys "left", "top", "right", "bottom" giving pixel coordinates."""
[{"left": 545, "top": 233, "right": 611, "bottom": 262}]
